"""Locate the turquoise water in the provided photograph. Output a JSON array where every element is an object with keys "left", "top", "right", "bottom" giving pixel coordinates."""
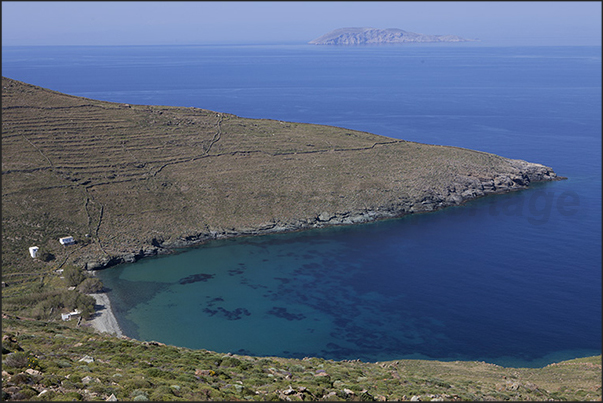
[
  {"left": 3, "top": 44, "right": 600, "bottom": 367},
  {"left": 98, "top": 180, "right": 601, "bottom": 367}
]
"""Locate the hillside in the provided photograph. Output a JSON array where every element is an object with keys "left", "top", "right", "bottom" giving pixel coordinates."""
[
  {"left": 2, "top": 316, "right": 601, "bottom": 401},
  {"left": 309, "top": 27, "right": 476, "bottom": 45},
  {"left": 2, "top": 76, "right": 558, "bottom": 277}
]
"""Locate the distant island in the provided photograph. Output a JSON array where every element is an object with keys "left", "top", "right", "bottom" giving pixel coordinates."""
[{"left": 309, "top": 27, "right": 477, "bottom": 45}]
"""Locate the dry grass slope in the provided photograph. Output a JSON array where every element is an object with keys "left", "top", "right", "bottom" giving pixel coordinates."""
[{"left": 2, "top": 76, "right": 559, "bottom": 277}]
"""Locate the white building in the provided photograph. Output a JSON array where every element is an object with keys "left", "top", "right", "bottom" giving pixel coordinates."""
[
  {"left": 59, "top": 236, "right": 75, "bottom": 245},
  {"left": 61, "top": 309, "right": 81, "bottom": 321},
  {"left": 29, "top": 246, "right": 39, "bottom": 258}
]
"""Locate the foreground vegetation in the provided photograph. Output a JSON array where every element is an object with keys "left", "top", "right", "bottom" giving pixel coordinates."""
[{"left": 2, "top": 317, "right": 601, "bottom": 401}]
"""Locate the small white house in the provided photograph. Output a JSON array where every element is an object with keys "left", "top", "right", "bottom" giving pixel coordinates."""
[
  {"left": 61, "top": 309, "right": 80, "bottom": 321},
  {"left": 59, "top": 236, "right": 75, "bottom": 245},
  {"left": 29, "top": 246, "right": 39, "bottom": 258}
]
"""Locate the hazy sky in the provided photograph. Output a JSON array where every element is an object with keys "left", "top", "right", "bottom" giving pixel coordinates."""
[{"left": 2, "top": 1, "right": 601, "bottom": 46}]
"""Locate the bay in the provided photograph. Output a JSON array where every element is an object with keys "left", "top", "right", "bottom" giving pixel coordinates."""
[{"left": 3, "top": 44, "right": 600, "bottom": 367}]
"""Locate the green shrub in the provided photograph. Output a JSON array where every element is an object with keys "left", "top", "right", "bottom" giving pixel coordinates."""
[
  {"left": 27, "top": 355, "right": 41, "bottom": 370},
  {"left": 39, "top": 374, "right": 62, "bottom": 388},
  {"left": 56, "top": 359, "right": 72, "bottom": 368},
  {"left": 12, "top": 386, "right": 38, "bottom": 399},
  {"left": 111, "top": 354, "right": 135, "bottom": 365},
  {"left": 289, "top": 364, "right": 306, "bottom": 373},
  {"left": 146, "top": 367, "right": 175, "bottom": 379},
  {"left": 28, "top": 289, "right": 95, "bottom": 320},
  {"left": 76, "top": 277, "right": 104, "bottom": 294},
  {"left": 58, "top": 391, "right": 83, "bottom": 400},
  {"left": 123, "top": 381, "right": 152, "bottom": 393},
  {"left": 63, "top": 266, "right": 86, "bottom": 287},
  {"left": 176, "top": 373, "right": 196, "bottom": 383},
  {"left": 11, "top": 373, "right": 31, "bottom": 385},
  {"left": 38, "top": 251, "right": 55, "bottom": 262},
  {"left": 60, "top": 380, "right": 80, "bottom": 390},
  {"left": 220, "top": 356, "right": 242, "bottom": 368},
  {"left": 68, "top": 374, "right": 82, "bottom": 383},
  {"left": 149, "top": 385, "right": 176, "bottom": 401},
  {"left": 3, "top": 351, "right": 29, "bottom": 368},
  {"left": 191, "top": 387, "right": 214, "bottom": 401},
  {"left": 217, "top": 371, "right": 231, "bottom": 381},
  {"left": 131, "top": 389, "right": 150, "bottom": 401},
  {"left": 36, "top": 389, "right": 57, "bottom": 400},
  {"left": 360, "top": 390, "right": 375, "bottom": 401}
]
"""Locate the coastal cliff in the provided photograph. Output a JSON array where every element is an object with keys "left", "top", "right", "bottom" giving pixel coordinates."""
[
  {"left": 2, "top": 76, "right": 559, "bottom": 273},
  {"left": 309, "top": 27, "right": 476, "bottom": 45}
]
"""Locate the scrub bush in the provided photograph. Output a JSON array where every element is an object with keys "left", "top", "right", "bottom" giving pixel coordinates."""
[
  {"left": 3, "top": 351, "right": 29, "bottom": 368},
  {"left": 63, "top": 266, "right": 85, "bottom": 287},
  {"left": 77, "top": 277, "right": 104, "bottom": 294}
]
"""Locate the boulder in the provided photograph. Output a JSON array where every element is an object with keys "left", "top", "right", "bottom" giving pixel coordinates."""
[
  {"left": 343, "top": 388, "right": 355, "bottom": 396},
  {"left": 79, "top": 355, "right": 94, "bottom": 363},
  {"left": 318, "top": 212, "right": 334, "bottom": 222},
  {"left": 25, "top": 368, "right": 42, "bottom": 376}
]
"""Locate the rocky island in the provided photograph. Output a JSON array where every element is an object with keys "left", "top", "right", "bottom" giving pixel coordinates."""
[{"left": 309, "top": 27, "right": 477, "bottom": 45}]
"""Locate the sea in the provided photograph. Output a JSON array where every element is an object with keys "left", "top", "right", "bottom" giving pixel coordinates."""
[{"left": 2, "top": 43, "right": 601, "bottom": 367}]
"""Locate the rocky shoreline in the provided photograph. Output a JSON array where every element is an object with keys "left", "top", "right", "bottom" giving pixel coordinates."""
[{"left": 84, "top": 158, "right": 562, "bottom": 272}]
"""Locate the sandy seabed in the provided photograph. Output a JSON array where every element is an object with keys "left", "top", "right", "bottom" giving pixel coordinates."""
[{"left": 88, "top": 293, "right": 123, "bottom": 337}]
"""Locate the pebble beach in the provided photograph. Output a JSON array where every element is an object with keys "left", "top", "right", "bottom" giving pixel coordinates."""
[{"left": 88, "top": 293, "right": 123, "bottom": 338}]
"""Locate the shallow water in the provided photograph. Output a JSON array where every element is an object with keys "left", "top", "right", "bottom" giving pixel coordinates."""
[{"left": 3, "top": 44, "right": 600, "bottom": 367}]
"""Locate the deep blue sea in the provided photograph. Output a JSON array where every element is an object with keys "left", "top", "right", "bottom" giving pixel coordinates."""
[{"left": 3, "top": 44, "right": 601, "bottom": 367}]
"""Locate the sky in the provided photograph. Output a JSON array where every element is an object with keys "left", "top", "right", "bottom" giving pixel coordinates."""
[{"left": 2, "top": 1, "right": 602, "bottom": 47}]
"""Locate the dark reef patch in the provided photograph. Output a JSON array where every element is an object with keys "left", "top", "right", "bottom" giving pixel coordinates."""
[
  {"left": 274, "top": 277, "right": 291, "bottom": 284},
  {"left": 178, "top": 273, "right": 215, "bottom": 285},
  {"left": 203, "top": 306, "right": 251, "bottom": 320},
  {"left": 206, "top": 297, "right": 225, "bottom": 307},
  {"left": 268, "top": 307, "right": 306, "bottom": 321}
]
